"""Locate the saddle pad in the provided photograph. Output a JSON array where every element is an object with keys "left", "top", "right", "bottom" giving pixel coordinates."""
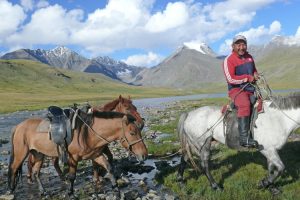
[{"left": 36, "top": 119, "right": 50, "bottom": 132}]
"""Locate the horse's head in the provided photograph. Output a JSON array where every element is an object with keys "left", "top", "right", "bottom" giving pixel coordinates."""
[
  {"left": 119, "top": 114, "right": 147, "bottom": 162},
  {"left": 101, "top": 95, "right": 145, "bottom": 130}
]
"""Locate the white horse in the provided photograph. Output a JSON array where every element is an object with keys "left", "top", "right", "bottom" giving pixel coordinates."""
[{"left": 177, "top": 92, "right": 300, "bottom": 194}]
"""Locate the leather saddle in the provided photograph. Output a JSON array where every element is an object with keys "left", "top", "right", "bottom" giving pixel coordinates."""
[
  {"left": 223, "top": 95, "right": 261, "bottom": 150},
  {"left": 37, "top": 106, "right": 72, "bottom": 163}
]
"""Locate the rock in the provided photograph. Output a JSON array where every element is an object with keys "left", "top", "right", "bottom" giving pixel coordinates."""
[
  {"left": 116, "top": 177, "right": 129, "bottom": 187},
  {"left": 124, "top": 190, "right": 139, "bottom": 200},
  {"left": 0, "top": 150, "right": 10, "bottom": 155},
  {"left": 164, "top": 194, "right": 178, "bottom": 200},
  {"left": 0, "top": 194, "right": 15, "bottom": 200}
]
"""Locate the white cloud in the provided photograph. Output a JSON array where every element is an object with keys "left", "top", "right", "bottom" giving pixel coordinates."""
[
  {"left": 145, "top": 2, "right": 188, "bottom": 33},
  {"left": 0, "top": 1, "right": 26, "bottom": 41},
  {"left": 218, "top": 20, "right": 282, "bottom": 55},
  {"left": 20, "top": 0, "right": 34, "bottom": 11},
  {"left": 36, "top": 0, "right": 50, "bottom": 8},
  {"left": 296, "top": 26, "right": 300, "bottom": 37},
  {"left": 122, "top": 52, "right": 163, "bottom": 67},
  {"left": 6, "top": 5, "right": 84, "bottom": 46},
  {"left": 1, "top": 0, "right": 279, "bottom": 58}
]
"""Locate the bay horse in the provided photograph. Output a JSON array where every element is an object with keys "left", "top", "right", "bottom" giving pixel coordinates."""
[
  {"left": 8, "top": 110, "right": 148, "bottom": 197},
  {"left": 177, "top": 92, "right": 300, "bottom": 194},
  {"left": 26, "top": 95, "right": 144, "bottom": 185}
]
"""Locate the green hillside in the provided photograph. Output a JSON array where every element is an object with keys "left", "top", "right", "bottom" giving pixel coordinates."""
[
  {"left": 0, "top": 59, "right": 183, "bottom": 113},
  {"left": 256, "top": 47, "right": 300, "bottom": 89}
]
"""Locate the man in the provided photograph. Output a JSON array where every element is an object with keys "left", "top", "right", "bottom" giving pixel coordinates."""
[{"left": 223, "top": 35, "right": 259, "bottom": 148}]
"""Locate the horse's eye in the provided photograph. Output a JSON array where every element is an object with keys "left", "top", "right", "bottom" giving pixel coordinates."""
[{"left": 130, "top": 131, "right": 136, "bottom": 136}]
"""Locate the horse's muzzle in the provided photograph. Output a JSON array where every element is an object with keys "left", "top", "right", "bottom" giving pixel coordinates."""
[{"left": 136, "top": 154, "right": 147, "bottom": 162}]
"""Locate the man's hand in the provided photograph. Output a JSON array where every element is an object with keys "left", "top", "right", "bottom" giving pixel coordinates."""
[
  {"left": 243, "top": 76, "right": 254, "bottom": 83},
  {"left": 254, "top": 72, "right": 259, "bottom": 80}
]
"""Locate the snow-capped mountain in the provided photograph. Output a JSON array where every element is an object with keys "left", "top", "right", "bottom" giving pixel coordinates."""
[
  {"left": 85, "top": 56, "right": 143, "bottom": 82},
  {"left": 1, "top": 46, "right": 90, "bottom": 71},
  {"left": 183, "top": 42, "right": 217, "bottom": 56},
  {"left": 131, "top": 43, "right": 224, "bottom": 88},
  {"left": 1, "top": 47, "right": 144, "bottom": 82}
]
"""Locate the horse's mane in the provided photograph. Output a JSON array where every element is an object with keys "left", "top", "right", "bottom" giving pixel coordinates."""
[
  {"left": 102, "top": 97, "right": 133, "bottom": 111},
  {"left": 92, "top": 111, "right": 136, "bottom": 122},
  {"left": 269, "top": 92, "right": 300, "bottom": 110}
]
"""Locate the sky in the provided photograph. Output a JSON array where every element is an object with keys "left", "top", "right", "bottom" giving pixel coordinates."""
[{"left": 1, "top": 0, "right": 300, "bottom": 67}]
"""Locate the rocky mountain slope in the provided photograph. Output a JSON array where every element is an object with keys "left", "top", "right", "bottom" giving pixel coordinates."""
[
  {"left": 1, "top": 47, "right": 142, "bottom": 82},
  {"left": 131, "top": 45, "right": 224, "bottom": 89}
]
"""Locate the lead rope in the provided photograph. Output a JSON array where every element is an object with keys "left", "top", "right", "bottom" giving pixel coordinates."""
[
  {"left": 70, "top": 108, "right": 110, "bottom": 143},
  {"left": 256, "top": 74, "right": 300, "bottom": 127}
]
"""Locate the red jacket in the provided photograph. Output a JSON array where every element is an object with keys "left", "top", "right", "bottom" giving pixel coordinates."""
[{"left": 223, "top": 51, "right": 257, "bottom": 92}]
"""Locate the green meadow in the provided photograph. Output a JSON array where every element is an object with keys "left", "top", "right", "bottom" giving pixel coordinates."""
[{"left": 0, "top": 59, "right": 189, "bottom": 113}]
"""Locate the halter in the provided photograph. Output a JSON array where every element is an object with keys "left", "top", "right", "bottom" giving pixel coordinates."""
[{"left": 119, "top": 119, "right": 144, "bottom": 153}]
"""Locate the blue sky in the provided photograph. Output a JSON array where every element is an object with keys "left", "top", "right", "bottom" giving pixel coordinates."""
[{"left": 1, "top": 0, "right": 300, "bottom": 67}]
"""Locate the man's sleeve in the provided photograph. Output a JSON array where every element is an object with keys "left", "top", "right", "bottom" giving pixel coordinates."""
[{"left": 223, "top": 56, "right": 250, "bottom": 85}]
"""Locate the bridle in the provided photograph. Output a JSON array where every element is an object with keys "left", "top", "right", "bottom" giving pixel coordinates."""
[
  {"left": 71, "top": 107, "right": 144, "bottom": 152},
  {"left": 119, "top": 118, "right": 144, "bottom": 153}
]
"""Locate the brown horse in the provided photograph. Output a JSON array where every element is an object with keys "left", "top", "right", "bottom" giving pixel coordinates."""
[
  {"left": 8, "top": 111, "right": 148, "bottom": 196},
  {"left": 26, "top": 95, "right": 144, "bottom": 184}
]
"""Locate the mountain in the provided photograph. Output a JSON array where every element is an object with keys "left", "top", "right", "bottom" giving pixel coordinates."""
[
  {"left": 1, "top": 47, "right": 143, "bottom": 82},
  {"left": 183, "top": 42, "right": 217, "bottom": 57},
  {"left": 85, "top": 56, "right": 143, "bottom": 83},
  {"left": 131, "top": 45, "right": 225, "bottom": 89},
  {"left": 1, "top": 47, "right": 90, "bottom": 71}
]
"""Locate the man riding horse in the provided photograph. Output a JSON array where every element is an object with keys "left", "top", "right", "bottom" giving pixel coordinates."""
[{"left": 222, "top": 35, "right": 259, "bottom": 148}]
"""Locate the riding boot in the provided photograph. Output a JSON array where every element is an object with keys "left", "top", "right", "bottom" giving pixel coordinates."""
[{"left": 238, "top": 116, "right": 258, "bottom": 148}]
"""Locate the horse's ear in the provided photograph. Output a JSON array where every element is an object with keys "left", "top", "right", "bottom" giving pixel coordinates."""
[
  {"left": 122, "top": 115, "right": 129, "bottom": 125},
  {"left": 128, "top": 95, "right": 131, "bottom": 100},
  {"left": 119, "top": 95, "right": 124, "bottom": 102}
]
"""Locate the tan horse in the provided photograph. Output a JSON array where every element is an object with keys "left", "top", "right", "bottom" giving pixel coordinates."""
[
  {"left": 8, "top": 111, "right": 148, "bottom": 197},
  {"left": 26, "top": 95, "right": 144, "bottom": 185}
]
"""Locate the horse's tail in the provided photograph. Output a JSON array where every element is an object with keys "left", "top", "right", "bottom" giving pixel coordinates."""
[
  {"left": 177, "top": 113, "right": 201, "bottom": 172},
  {"left": 8, "top": 126, "right": 23, "bottom": 192}
]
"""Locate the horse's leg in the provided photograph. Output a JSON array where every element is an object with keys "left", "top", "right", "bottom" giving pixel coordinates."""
[
  {"left": 176, "top": 154, "right": 188, "bottom": 182},
  {"left": 8, "top": 144, "right": 29, "bottom": 193},
  {"left": 27, "top": 153, "right": 35, "bottom": 184},
  {"left": 199, "top": 137, "right": 222, "bottom": 190},
  {"left": 31, "top": 152, "right": 47, "bottom": 195},
  {"left": 52, "top": 157, "right": 64, "bottom": 180},
  {"left": 93, "top": 155, "right": 117, "bottom": 189},
  {"left": 258, "top": 148, "right": 285, "bottom": 195},
  {"left": 103, "top": 145, "right": 113, "bottom": 165},
  {"left": 66, "top": 158, "right": 78, "bottom": 197},
  {"left": 92, "top": 160, "right": 102, "bottom": 191}
]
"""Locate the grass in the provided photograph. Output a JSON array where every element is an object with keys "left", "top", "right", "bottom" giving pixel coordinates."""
[
  {"left": 0, "top": 59, "right": 191, "bottom": 113},
  {"left": 145, "top": 97, "right": 300, "bottom": 200},
  {"left": 160, "top": 141, "right": 300, "bottom": 200}
]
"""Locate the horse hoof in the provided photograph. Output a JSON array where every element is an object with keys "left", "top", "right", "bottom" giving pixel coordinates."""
[
  {"left": 269, "top": 186, "right": 281, "bottom": 195},
  {"left": 39, "top": 191, "right": 49, "bottom": 197},
  {"left": 176, "top": 174, "right": 183, "bottom": 182},
  {"left": 212, "top": 184, "right": 223, "bottom": 191},
  {"left": 258, "top": 179, "right": 270, "bottom": 189}
]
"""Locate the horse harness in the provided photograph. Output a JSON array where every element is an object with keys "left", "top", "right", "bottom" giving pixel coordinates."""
[{"left": 72, "top": 108, "right": 144, "bottom": 153}]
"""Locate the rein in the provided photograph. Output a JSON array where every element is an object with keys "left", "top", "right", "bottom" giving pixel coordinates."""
[
  {"left": 71, "top": 108, "right": 144, "bottom": 149},
  {"left": 71, "top": 108, "right": 110, "bottom": 143},
  {"left": 256, "top": 74, "right": 300, "bottom": 126}
]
